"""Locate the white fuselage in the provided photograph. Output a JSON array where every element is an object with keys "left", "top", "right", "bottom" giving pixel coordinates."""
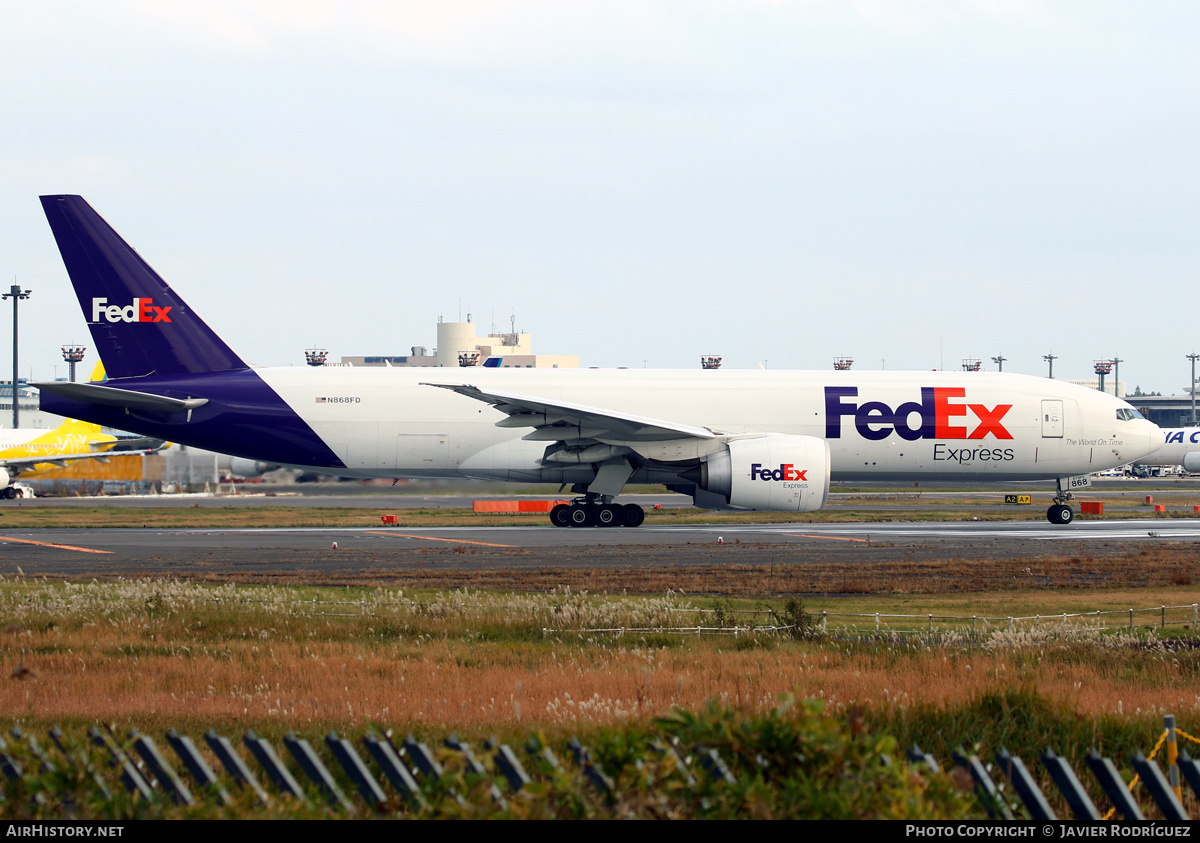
[
  {"left": 253, "top": 367, "right": 1160, "bottom": 483},
  {"left": 0, "top": 429, "right": 45, "bottom": 450},
  {"left": 1137, "top": 428, "right": 1200, "bottom": 467}
]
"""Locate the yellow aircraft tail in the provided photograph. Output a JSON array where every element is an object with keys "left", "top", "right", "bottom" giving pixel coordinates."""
[{"left": 45, "top": 418, "right": 107, "bottom": 441}]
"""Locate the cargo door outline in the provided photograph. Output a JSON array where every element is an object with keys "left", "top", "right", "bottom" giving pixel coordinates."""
[
  {"left": 1041, "top": 400, "right": 1063, "bottom": 438},
  {"left": 396, "top": 433, "right": 449, "bottom": 472}
]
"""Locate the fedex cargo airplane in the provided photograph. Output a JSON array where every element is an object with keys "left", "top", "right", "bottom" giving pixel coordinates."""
[{"left": 33, "top": 195, "right": 1161, "bottom": 527}]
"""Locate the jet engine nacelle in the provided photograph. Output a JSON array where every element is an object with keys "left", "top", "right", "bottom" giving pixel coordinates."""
[
  {"left": 227, "top": 457, "right": 279, "bottom": 478},
  {"left": 0, "top": 468, "right": 9, "bottom": 490},
  {"left": 1183, "top": 453, "right": 1200, "bottom": 474},
  {"left": 687, "top": 434, "right": 830, "bottom": 511}
]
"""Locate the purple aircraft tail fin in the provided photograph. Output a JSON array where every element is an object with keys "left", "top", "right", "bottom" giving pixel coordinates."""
[{"left": 40, "top": 195, "right": 247, "bottom": 380}]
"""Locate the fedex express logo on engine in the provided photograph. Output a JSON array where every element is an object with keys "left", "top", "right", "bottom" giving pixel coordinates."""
[
  {"left": 751, "top": 464, "right": 807, "bottom": 482},
  {"left": 91, "top": 298, "right": 172, "bottom": 323},
  {"left": 825, "top": 387, "right": 1012, "bottom": 441}
]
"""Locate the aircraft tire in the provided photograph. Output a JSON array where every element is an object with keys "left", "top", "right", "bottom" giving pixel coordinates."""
[
  {"left": 596, "top": 504, "right": 621, "bottom": 527},
  {"left": 621, "top": 503, "right": 645, "bottom": 528},
  {"left": 0, "top": 488, "right": 14, "bottom": 500},
  {"left": 550, "top": 504, "right": 571, "bottom": 528},
  {"left": 568, "top": 504, "right": 595, "bottom": 528},
  {"left": 1046, "top": 504, "right": 1073, "bottom": 525}
]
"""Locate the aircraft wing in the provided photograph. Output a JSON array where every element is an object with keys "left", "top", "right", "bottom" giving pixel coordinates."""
[
  {"left": 2, "top": 449, "right": 158, "bottom": 473},
  {"left": 423, "top": 383, "right": 720, "bottom": 442}
]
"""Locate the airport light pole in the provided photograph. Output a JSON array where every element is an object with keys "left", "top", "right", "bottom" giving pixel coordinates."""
[
  {"left": 1110, "top": 357, "right": 1123, "bottom": 399},
  {"left": 2, "top": 285, "right": 30, "bottom": 429},
  {"left": 991, "top": 354, "right": 1006, "bottom": 372},
  {"left": 1043, "top": 353, "right": 1057, "bottom": 379},
  {"left": 1188, "top": 353, "right": 1200, "bottom": 425},
  {"left": 1093, "top": 360, "right": 1113, "bottom": 394},
  {"left": 61, "top": 344, "right": 86, "bottom": 383}
]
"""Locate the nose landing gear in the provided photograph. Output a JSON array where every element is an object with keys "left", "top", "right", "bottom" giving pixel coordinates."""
[
  {"left": 1046, "top": 479, "right": 1075, "bottom": 525},
  {"left": 1046, "top": 503, "right": 1074, "bottom": 525}
]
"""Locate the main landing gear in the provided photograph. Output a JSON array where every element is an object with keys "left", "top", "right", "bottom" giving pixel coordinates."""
[
  {"left": 1046, "top": 479, "right": 1074, "bottom": 525},
  {"left": 550, "top": 495, "right": 645, "bottom": 528}
]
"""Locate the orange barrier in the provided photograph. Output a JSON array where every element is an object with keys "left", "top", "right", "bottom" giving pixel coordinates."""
[
  {"left": 1147, "top": 495, "right": 1155, "bottom": 504},
  {"left": 473, "top": 501, "right": 516, "bottom": 513},
  {"left": 473, "top": 500, "right": 568, "bottom": 514},
  {"left": 1155, "top": 505, "right": 1166, "bottom": 513},
  {"left": 1080, "top": 501, "right": 1103, "bottom": 515},
  {"left": 521, "top": 500, "right": 569, "bottom": 512},
  {"left": 380, "top": 514, "right": 397, "bottom": 525},
  {"left": 38, "top": 453, "right": 164, "bottom": 481}
]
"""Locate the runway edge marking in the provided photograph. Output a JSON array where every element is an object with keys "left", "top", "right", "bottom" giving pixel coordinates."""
[
  {"left": 786, "top": 534, "right": 871, "bottom": 543},
  {"left": 0, "top": 536, "right": 113, "bottom": 554},
  {"left": 366, "top": 531, "right": 517, "bottom": 548}
]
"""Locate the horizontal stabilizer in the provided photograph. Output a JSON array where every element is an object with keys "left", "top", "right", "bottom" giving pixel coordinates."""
[{"left": 33, "top": 381, "right": 208, "bottom": 414}]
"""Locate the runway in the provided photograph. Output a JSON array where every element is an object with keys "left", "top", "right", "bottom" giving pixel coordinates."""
[{"left": 2, "top": 518, "right": 1197, "bottom": 581}]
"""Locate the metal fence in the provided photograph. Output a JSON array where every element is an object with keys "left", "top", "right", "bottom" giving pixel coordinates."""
[
  {"left": 939, "top": 714, "right": 1199, "bottom": 821},
  {"left": 809, "top": 603, "right": 1200, "bottom": 638},
  {"left": 2, "top": 715, "right": 1198, "bottom": 818},
  {"left": 2, "top": 723, "right": 698, "bottom": 815},
  {"left": 550, "top": 603, "right": 1200, "bottom": 638}
]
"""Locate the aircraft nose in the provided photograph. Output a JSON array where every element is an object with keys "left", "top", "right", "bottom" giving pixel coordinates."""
[{"left": 1138, "top": 420, "right": 1163, "bottom": 461}]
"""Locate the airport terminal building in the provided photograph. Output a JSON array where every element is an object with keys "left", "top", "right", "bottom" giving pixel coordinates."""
[
  {"left": 340, "top": 316, "right": 578, "bottom": 370},
  {"left": 0, "top": 382, "right": 52, "bottom": 429}
]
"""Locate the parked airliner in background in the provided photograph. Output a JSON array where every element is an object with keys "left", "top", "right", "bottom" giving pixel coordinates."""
[
  {"left": 33, "top": 195, "right": 1162, "bottom": 525},
  {"left": 0, "top": 416, "right": 157, "bottom": 499},
  {"left": 1135, "top": 428, "right": 1200, "bottom": 474}
]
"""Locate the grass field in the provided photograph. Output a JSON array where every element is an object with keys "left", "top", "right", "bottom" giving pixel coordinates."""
[
  {"left": 0, "top": 577, "right": 1195, "bottom": 817},
  {"left": 0, "top": 577, "right": 1195, "bottom": 731}
]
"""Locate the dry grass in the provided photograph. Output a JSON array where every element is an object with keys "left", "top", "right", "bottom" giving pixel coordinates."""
[
  {"left": 171, "top": 542, "right": 1200, "bottom": 599},
  {"left": 1, "top": 579, "right": 1198, "bottom": 736}
]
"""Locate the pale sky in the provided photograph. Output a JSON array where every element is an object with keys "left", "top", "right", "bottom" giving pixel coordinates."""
[{"left": 1, "top": 1, "right": 1197, "bottom": 393}]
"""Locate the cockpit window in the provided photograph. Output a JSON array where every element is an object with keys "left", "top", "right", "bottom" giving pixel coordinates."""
[{"left": 1115, "top": 408, "right": 1144, "bottom": 421}]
